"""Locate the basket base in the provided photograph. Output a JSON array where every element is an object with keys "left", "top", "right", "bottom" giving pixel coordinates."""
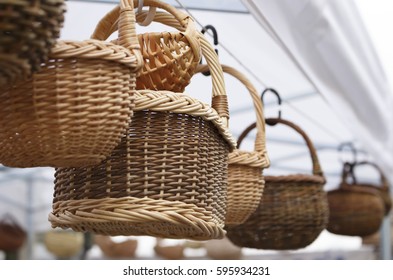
[{"left": 49, "top": 197, "right": 225, "bottom": 240}]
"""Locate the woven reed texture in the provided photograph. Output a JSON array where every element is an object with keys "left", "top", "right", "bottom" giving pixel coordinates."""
[
  {"left": 49, "top": 34, "right": 236, "bottom": 240},
  {"left": 226, "top": 118, "right": 328, "bottom": 250},
  {"left": 0, "top": 0, "right": 142, "bottom": 168},
  {"left": 196, "top": 64, "right": 270, "bottom": 225},
  {"left": 0, "top": 0, "right": 66, "bottom": 87},
  {"left": 327, "top": 163, "right": 385, "bottom": 237},
  {"left": 92, "top": 0, "right": 201, "bottom": 92}
]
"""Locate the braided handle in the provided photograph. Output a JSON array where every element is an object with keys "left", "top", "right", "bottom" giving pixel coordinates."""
[
  {"left": 196, "top": 64, "right": 265, "bottom": 153},
  {"left": 238, "top": 118, "right": 324, "bottom": 177},
  {"left": 91, "top": 1, "right": 142, "bottom": 62}
]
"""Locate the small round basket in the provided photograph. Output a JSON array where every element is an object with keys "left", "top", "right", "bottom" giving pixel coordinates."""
[
  {"left": 44, "top": 230, "right": 84, "bottom": 259},
  {"left": 0, "top": 0, "right": 142, "bottom": 168},
  {"left": 95, "top": 0, "right": 201, "bottom": 92},
  {"left": 49, "top": 35, "right": 236, "bottom": 240},
  {"left": 196, "top": 64, "right": 270, "bottom": 226},
  {"left": 227, "top": 118, "right": 328, "bottom": 250},
  {"left": 327, "top": 162, "right": 385, "bottom": 237},
  {"left": 0, "top": 0, "right": 66, "bottom": 87}
]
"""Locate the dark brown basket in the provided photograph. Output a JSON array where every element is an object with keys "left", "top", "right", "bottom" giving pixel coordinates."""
[
  {"left": 327, "top": 162, "right": 386, "bottom": 237},
  {"left": 0, "top": 0, "right": 66, "bottom": 87},
  {"left": 49, "top": 35, "right": 236, "bottom": 240},
  {"left": 0, "top": 214, "right": 26, "bottom": 252},
  {"left": 226, "top": 118, "right": 328, "bottom": 250}
]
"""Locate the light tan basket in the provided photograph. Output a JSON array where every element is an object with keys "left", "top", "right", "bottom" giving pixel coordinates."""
[
  {"left": 49, "top": 34, "right": 236, "bottom": 240},
  {"left": 196, "top": 64, "right": 270, "bottom": 225},
  {"left": 0, "top": 0, "right": 142, "bottom": 168},
  {"left": 44, "top": 230, "right": 84, "bottom": 259},
  {"left": 0, "top": 0, "right": 66, "bottom": 87},
  {"left": 95, "top": 235, "right": 138, "bottom": 259},
  {"left": 93, "top": 0, "right": 201, "bottom": 92}
]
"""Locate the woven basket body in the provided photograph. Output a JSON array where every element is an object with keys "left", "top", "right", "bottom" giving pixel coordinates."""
[
  {"left": 327, "top": 162, "right": 385, "bottom": 237},
  {"left": 196, "top": 64, "right": 270, "bottom": 226},
  {"left": 227, "top": 118, "right": 328, "bottom": 250},
  {"left": 0, "top": 0, "right": 66, "bottom": 87},
  {"left": 0, "top": 0, "right": 142, "bottom": 168},
  {"left": 97, "top": 0, "right": 201, "bottom": 92},
  {"left": 49, "top": 35, "right": 236, "bottom": 240}
]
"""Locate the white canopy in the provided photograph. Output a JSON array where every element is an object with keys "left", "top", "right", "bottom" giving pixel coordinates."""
[{"left": 242, "top": 0, "right": 393, "bottom": 184}]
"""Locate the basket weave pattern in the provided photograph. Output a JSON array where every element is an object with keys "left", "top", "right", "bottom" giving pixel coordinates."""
[
  {"left": 95, "top": 0, "right": 201, "bottom": 93},
  {"left": 50, "top": 35, "right": 236, "bottom": 240},
  {"left": 0, "top": 0, "right": 142, "bottom": 168},
  {"left": 0, "top": 0, "right": 66, "bottom": 87},
  {"left": 227, "top": 118, "right": 328, "bottom": 250}
]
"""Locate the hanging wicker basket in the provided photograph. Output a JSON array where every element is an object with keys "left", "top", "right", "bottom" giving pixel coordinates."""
[
  {"left": 0, "top": 0, "right": 142, "bottom": 168},
  {"left": 0, "top": 214, "right": 26, "bottom": 252},
  {"left": 49, "top": 34, "right": 236, "bottom": 240},
  {"left": 227, "top": 118, "right": 328, "bottom": 250},
  {"left": 0, "top": 0, "right": 66, "bottom": 88},
  {"left": 327, "top": 162, "right": 386, "bottom": 237},
  {"left": 196, "top": 64, "right": 270, "bottom": 225},
  {"left": 94, "top": 0, "right": 201, "bottom": 92}
]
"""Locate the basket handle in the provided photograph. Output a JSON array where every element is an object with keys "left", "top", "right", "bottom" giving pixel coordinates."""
[
  {"left": 344, "top": 161, "right": 389, "bottom": 191},
  {"left": 91, "top": 0, "right": 200, "bottom": 67},
  {"left": 238, "top": 118, "right": 324, "bottom": 177},
  {"left": 90, "top": 0, "right": 142, "bottom": 68},
  {"left": 196, "top": 64, "right": 265, "bottom": 153}
]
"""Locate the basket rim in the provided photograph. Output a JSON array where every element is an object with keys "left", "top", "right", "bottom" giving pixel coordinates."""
[
  {"left": 265, "top": 174, "right": 326, "bottom": 184},
  {"left": 228, "top": 150, "right": 269, "bottom": 168},
  {"left": 49, "top": 40, "right": 140, "bottom": 69},
  {"left": 134, "top": 90, "right": 237, "bottom": 149}
]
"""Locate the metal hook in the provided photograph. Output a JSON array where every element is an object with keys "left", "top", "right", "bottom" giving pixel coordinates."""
[
  {"left": 261, "top": 88, "right": 282, "bottom": 125},
  {"left": 200, "top": 25, "right": 219, "bottom": 76},
  {"left": 338, "top": 142, "right": 358, "bottom": 165}
]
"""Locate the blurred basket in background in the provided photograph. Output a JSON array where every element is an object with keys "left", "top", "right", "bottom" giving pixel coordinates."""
[{"left": 227, "top": 118, "right": 328, "bottom": 250}]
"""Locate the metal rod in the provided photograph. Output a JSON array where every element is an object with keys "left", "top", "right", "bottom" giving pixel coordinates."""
[{"left": 66, "top": 0, "right": 250, "bottom": 14}]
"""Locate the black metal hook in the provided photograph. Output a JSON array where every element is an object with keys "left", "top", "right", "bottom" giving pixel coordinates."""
[
  {"left": 261, "top": 88, "right": 282, "bottom": 125},
  {"left": 200, "top": 25, "right": 218, "bottom": 76},
  {"left": 338, "top": 142, "right": 358, "bottom": 165}
]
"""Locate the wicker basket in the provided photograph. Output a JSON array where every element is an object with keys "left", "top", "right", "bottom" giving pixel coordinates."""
[
  {"left": 349, "top": 161, "right": 391, "bottom": 216},
  {"left": 0, "top": 0, "right": 142, "bottom": 168},
  {"left": 95, "top": 235, "right": 138, "bottom": 259},
  {"left": 44, "top": 230, "right": 84, "bottom": 259},
  {"left": 327, "top": 162, "right": 385, "bottom": 237},
  {"left": 226, "top": 118, "right": 328, "bottom": 250},
  {"left": 49, "top": 34, "right": 236, "bottom": 240},
  {"left": 0, "top": 214, "right": 26, "bottom": 252},
  {"left": 93, "top": 0, "right": 201, "bottom": 92},
  {"left": 196, "top": 64, "right": 270, "bottom": 225},
  {"left": 0, "top": 0, "right": 66, "bottom": 88}
]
